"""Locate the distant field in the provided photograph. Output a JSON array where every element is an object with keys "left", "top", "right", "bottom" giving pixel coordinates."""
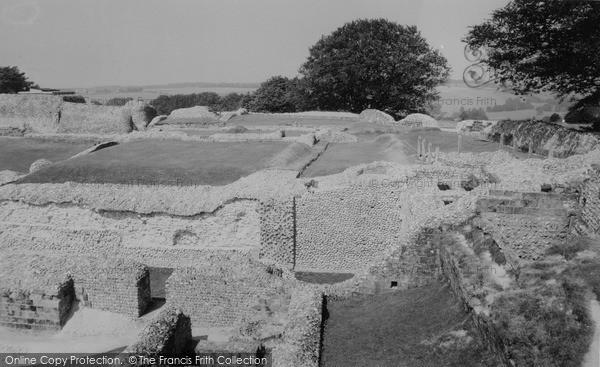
[
  {"left": 0, "top": 137, "right": 99, "bottom": 173},
  {"left": 436, "top": 85, "right": 517, "bottom": 113},
  {"left": 436, "top": 85, "right": 564, "bottom": 120},
  {"left": 79, "top": 87, "right": 257, "bottom": 104},
  {"left": 19, "top": 140, "right": 290, "bottom": 186}
]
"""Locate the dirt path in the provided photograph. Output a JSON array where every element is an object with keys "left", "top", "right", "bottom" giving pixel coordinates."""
[{"left": 0, "top": 304, "right": 146, "bottom": 353}]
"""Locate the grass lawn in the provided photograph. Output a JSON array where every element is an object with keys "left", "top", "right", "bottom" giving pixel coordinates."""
[
  {"left": 353, "top": 127, "right": 540, "bottom": 159},
  {"left": 321, "top": 282, "right": 497, "bottom": 367},
  {"left": 301, "top": 135, "right": 415, "bottom": 178},
  {"left": 19, "top": 140, "right": 291, "bottom": 186},
  {"left": 0, "top": 137, "right": 100, "bottom": 173}
]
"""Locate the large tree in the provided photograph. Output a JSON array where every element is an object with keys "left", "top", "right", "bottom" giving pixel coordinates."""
[
  {"left": 248, "top": 76, "right": 308, "bottom": 113},
  {"left": 464, "top": 0, "right": 600, "bottom": 109},
  {"left": 0, "top": 66, "right": 36, "bottom": 94},
  {"left": 299, "top": 19, "right": 450, "bottom": 117}
]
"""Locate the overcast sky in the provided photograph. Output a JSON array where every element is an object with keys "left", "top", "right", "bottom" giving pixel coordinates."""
[{"left": 0, "top": 0, "right": 510, "bottom": 88}]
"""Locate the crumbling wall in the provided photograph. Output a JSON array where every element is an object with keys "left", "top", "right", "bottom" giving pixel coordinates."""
[
  {"left": 0, "top": 94, "right": 140, "bottom": 135},
  {"left": 57, "top": 103, "right": 134, "bottom": 134},
  {"left": 358, "top": 228, "right": 441, "bottom": 293},
  {"left": 438, "top": 238, "right": 510, "bottom": 366},
  {"left": 295, "top": 186, "right": 404, "bottom": 272},
  {"left": 123, "top": 306, "right": 193, "bottom": 358},
  {"left": 259, "top": 198, "right": 295, "bottom": 268},
  {"left": 274, "top": 287, "right": 323, "bottom": 367},
  {"left": 166, "top": 266, "right": 291, "bottom": 327},
  {"left": 486, "top": 119, "right": 600, "bottom": 157},
  {"left": 0, "top": 254, "right": 150, "bottom": 317},
  {"left": 580, "top": 165, "right": 600, "bottom": 235},
  {"left": 358, "top": 109, "right": 395, "bottom": 124},
  {"left": 0, "top": 94, "right": 62, "bottom": 134},
  {"left": 475, "top": 191, "right": 577, "bottom": 262},
  {"left": 0, "top": 278, "right": 74, "bottom": 331},
  {"left": 0, "top": 200, "right": 261, "bottom": 268}
]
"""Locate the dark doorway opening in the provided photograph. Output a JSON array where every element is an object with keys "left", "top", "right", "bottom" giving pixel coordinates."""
[{"left": 149, "top": 267, "right": 174, "bottom": 300}]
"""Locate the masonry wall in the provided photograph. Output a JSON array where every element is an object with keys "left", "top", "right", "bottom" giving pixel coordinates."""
[
  {"left": 275, "top": 287, "right": 323, "bottom": 367},
  {"left": 0, "top": 279, "right": 74, "bottom": 331},
  {"left": 0, "top": 94, "right": 136, "bottom": 135},
  {"left": 474, "top": 191, "right": 577, "bottom": 262},
  {"left": 166, "top": 267, "right": 291, "bottom": 327},
  {"left": 486, "top": 119, "right": 600, "bottom": 157},
  {"left": 259, "top": 198, "right": 296, "bottom": 268},
  {"left": 358, "top": 228, "right": 441, "bottom": 293},
  {"left": 580, "top": 166, "right": 600, "bottom": 235},
  {"left": 123, "top": 306, "right": 193, "bottom": 359},
  {"left": 0, "top": 200, "right": 261, "bottom": 269},
  {"left": 438, "top": 242, "right": 510, "bottom": 366},
  {"left": 0, "top": 255, "right": 150, "bottom": 317},
  {"left": 295, "top": 186, "right": 404, "bottom": 272}
]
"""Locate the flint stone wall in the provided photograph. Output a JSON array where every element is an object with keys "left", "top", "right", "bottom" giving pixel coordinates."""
[
  {"left": 57, "top": 103, "right": 134, "bottom": 134},
  {"left": 438, "top": 238, "right": 510, "bottom": 366},
  {"left": 123, "top": 306, "right": 193, "bottom": 358},
  {"left": 0, "top": 200, "right": 261, "bottom": 268},
  {"left": 358, "top": 109, "right": 396, "bottom": 124},
  {"left": 166, "top": 267, "right": 291, "bottom": 327},
  {"left": 474, "top": 191, "right": 577, "bottom": 262},
  {"left": 399, "top": 113, "right": 440, "bottom": 128},
  {"left": 486, "top": 119, "right": 600, "bottom": 157},
  {"left": 259, "top": 198, "right": 296, "bottom": 268},
  {"left": 274, "top": 287, "right": 323, "bottom": 367},
  {"left": 358, "top": 228, "right": 441, "bottom": 294},
  {"left": 295, "top": 186, "right": 405, "bottom": 272},
  {"left": 580, "top": 166, "right": 600, "bottom": 235},
  {"left": 0, "top": 94, "right": 141, "bottom": 135},
  {"left": 0, "top": 94, "right": 62, "bottom": 134}
]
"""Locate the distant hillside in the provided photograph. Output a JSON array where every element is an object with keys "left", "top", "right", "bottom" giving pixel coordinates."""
[{"left": 78, "top": 82, "right": 261, "bottom": 94}]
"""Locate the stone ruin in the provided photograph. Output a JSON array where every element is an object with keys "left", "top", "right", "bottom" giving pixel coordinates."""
[{"left": 1, "top": 95, "right": 600, "bottom": 365}]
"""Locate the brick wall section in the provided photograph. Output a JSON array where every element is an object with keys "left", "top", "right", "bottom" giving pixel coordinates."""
[
  {"left": 295, "top": 186, "right": 404, "bottom": 272},
  {"left": 0, "top": 278, "right": 74, "bottom": 331},
  {"left": 166, "top": 267, "right": 291, "bottom": 327},
  {"left": 259, "top": 198, "right": 296, "bottom": 268},
  {"left": 475, "top": 190, "right": 577, "bottom": 262},
  {"left": 580, "top": 165, "right": 600, "bottom": 235},
  {"left": 0, "top": 255, "right": 150, "bottom": 317},
  {"left": 69, "top": 257, "right": 151, "bottom": 317}
]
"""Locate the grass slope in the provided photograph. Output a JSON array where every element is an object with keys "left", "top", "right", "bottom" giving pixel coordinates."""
[
  {"left": 19, "top": 140, "right": 290, "bottom": 186},
  {"left": 0, "top": 137, "right": 100, "bottom": 173},
  {"left": 321, "top": 282, "right": 497, "bottom": 367}
]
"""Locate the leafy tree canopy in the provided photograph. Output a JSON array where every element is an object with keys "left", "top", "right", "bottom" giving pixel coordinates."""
[
  {"left": 0, "top": 66, "right": 36, "bottom": 94},
  {"left": 299, "top": 19, "right": 450, "bottom": 117},
  {"left": 464, "top": 0, "right": 600, "bottom": 109},
  {"left": 248, "top": 76, "right": 308, "bottom": 113}
]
